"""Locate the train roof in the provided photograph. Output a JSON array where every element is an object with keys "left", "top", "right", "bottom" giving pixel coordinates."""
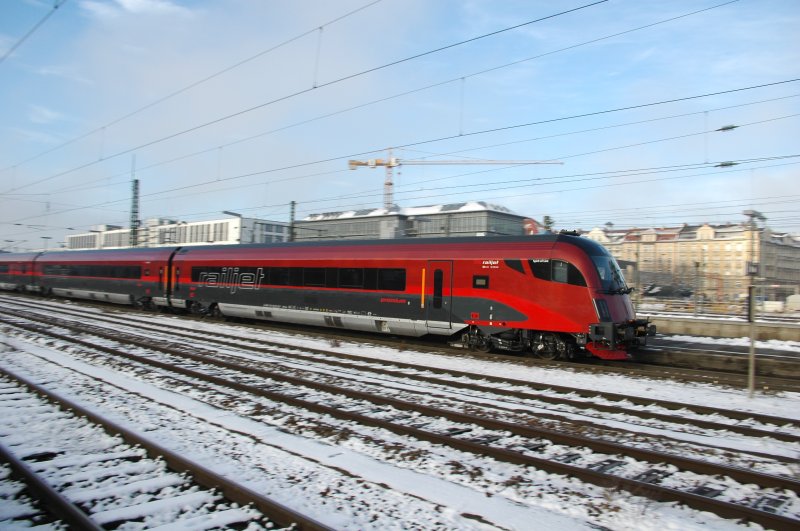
[
  {"left": 7, "top": 247, "right": 177, "bottom": 263},
  {"left": 0, "top": 251, "right": 43, "bottom": 262},
  {"left": 173, "top": 233, "right": 613, "bottom": 259},
  {"left": 0, "top": 234, "right": 614, "bottom": 262}
]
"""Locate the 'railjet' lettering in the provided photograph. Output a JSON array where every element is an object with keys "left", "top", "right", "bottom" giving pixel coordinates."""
[{"left": 198, "top": 267, "right": 265, "bottom": 294}]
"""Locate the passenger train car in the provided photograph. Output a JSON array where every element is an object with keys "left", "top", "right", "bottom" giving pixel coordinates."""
[{"left": 0, "top": 233, "right": 654, "bottom": 360}]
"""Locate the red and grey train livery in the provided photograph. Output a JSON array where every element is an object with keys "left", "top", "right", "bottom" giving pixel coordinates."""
[{"left": 0, "top": 233, "right": 655, "bottom": 360}]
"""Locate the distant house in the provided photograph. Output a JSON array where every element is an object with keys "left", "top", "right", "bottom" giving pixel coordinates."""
[
  {"left": 66, "top": 217, "right": 289, "bottom": 250},
  {"left": 294, "top": 202, "right": 534, "bottom": 241},
  {"left": 584, "top": 223, "right": 800, "bottom": 302}
]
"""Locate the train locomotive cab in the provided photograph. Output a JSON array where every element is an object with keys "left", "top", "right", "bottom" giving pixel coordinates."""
[
  {"left": 462, "top": 234, "right": 655, "bottom": 361},
  {"left": 583, "top": 245, "right": 656, "bottom": 359}
]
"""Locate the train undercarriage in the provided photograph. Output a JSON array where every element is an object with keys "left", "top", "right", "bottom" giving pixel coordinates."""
[
  {"left": 462, "top": 326, "right": 583, "bottom": 360},
  {"left": 462, "top": 321, "right": 655, "bottom": 361}
]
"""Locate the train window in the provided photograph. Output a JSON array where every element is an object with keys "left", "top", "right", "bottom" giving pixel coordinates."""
[
  {"left": 567, "top": 264, "right": 586, "bottom": 288},
  {"left": 269, "top": 268, "right": 290, "bottom": 286},
  {"left": 339, "top": 268, "right": 364, "bottom": 288},
  {"left": 42, "top": 264, "right": 141, "bottom": 278},
  {"left": 303, "top": 268, "right": 326, "bottom": 287},
  {"left": 326, "top": 268, "right": 339, "bottom": 288},
  {"left": 289, "top": 268, "right": 304, "bottom": 286},
  {"left": 528, "top": 260, "right": 550, "bottom": 280},
  {"left": 473, "top": 275, "right": 489, "bottom": 289},
  {"left": 567, "top": 264, "right": 587, "bottom": 286},
  {"left": 191, "top": 267, "right": 208, "bottom": 282},
  {"left": 433, "top": 269, "right": 443, "bottom": 309},
  {"left": 378, "top": 269, "right": 406, "bottom": 291},
  {"left": 0, "top": 265, "right": 8, "bottom": 273},
  {"left": 504, "top": 260, "right": 525, "bottom": 274},
  {"left": 552, "top": 260, "right": 586, "bottom": 287},
  {"left": 363, "top": 268, "right": 378, "bottom": 290},
  {"left": 552, "top": 261, "right": 569, "bottom": 283},
  {"left": 43, "top": 265, "right": 66, "bottom": 276}
]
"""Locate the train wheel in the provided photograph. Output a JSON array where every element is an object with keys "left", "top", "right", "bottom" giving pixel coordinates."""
[
  {"left": 533, "top": 348, "right": 560, "bottom": 360},
  {"left": 209, "top": 304, "right": 224, "bottom": 320},
  {"left": 532, "top": 333, "right": 562, "bottom": 360},
  {"left": 474, "top": 336, "right": 493, "bottom": 353}
]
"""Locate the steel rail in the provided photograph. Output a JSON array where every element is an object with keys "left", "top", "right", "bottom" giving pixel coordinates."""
[
  {"left": 0, "top": 364, "right": 333, "bottom": 531},
  {"left": 3, "top": 295, "right": 796, "bottom": 428},
  {"left": 22, "top": 299, "right": 798, "bottom": 446},
  {"left": 1, "top": 313, "right": 797, "bottom": 529},
  {"left": 103, "top": 312, "right": 800, "bottom": 444},
  {"left": 0, "top": 440, "right": 103, "bottom": 531},
  {"left": 2, "top": 292, "right": 798, "bottom": 394},
  {"left": 3, "top": 297, "right": 796, "bottom": 433},
  {"left": 3, "top": 310, "right": 798, "bottom": 488}
]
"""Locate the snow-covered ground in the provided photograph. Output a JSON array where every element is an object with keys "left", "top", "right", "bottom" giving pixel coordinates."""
[
  {"left": 1, "top": 301, "right": 798, "bottom": 529},
  {"left": 658, "top": 334, "right": 800, "bottom": 353}
]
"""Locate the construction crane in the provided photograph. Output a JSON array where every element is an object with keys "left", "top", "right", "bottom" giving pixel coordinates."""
[{"left": 348, "top": 150, "right": 563, "bottom": 209}]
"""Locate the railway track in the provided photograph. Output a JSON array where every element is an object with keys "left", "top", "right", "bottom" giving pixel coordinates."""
[
  {"left": 0, "top": 301, "right": 798, "bottom": 529},
  {"left": 1, "top": 312, "right": 553, "bottom": 528},
  {"left": 0, "top": 366, "right": 327, "bottom": 530},
  {"left": 3, "top": 292, "right": 796, "bottom": 392},
  {"left": 3, "top": 297, "right": 799, "bottom": 445}
]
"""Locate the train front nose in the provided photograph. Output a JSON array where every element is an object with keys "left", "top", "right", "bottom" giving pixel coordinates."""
[{"left": 588, "top": 294, "right": 654, "bottom": 354}]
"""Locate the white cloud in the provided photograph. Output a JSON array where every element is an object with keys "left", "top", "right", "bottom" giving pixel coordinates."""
[
  {"left": 34, "top": 65, "right": 92, "bottom": 84},
  {"left": 28, "top": 104, "right": 66, "bottom": 124},
  {"left": 79, "top": 0, "right": 190, "bottom": 19}
]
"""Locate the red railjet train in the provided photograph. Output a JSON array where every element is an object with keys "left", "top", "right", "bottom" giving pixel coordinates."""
[{"left": 0, "top": 233, "right": 654, "bottom": 360}]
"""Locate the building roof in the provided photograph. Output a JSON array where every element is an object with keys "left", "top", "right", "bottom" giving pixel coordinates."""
[{"left": 302, "top": 201, "right": 517, "bottom": 221}]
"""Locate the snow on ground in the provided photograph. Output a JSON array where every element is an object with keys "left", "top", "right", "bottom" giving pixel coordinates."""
[
  {"left": 1, "top": 300, "right": 798, "bottom": 529},
  {"left": 140, "top": 313, "right": 800, "bottom": 421},
  {"left": 659, "top": 334, "right": 800, "bottom": 353}
]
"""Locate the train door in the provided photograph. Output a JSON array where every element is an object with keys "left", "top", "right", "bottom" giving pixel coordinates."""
[
  {"left": 165, "top": 248, "right": 182, "bottom": 308},
  {"left": 28, "top": 252, "right": 44, "bottom": 292},
  {"left": 426, "top": 260, "right": 453, "bottom": 329},
  {"left": 152, "top": 247, "right": 181, "bottom": 308}
]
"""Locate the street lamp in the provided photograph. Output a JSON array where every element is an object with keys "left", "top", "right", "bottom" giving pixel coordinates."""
[{"left": 742, "top": 209, "right": 766, "bottom": 399}]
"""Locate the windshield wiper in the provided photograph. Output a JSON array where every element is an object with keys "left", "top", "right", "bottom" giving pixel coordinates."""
[{"left": 599, "top": 287, "right": 634, "bottom": 295}]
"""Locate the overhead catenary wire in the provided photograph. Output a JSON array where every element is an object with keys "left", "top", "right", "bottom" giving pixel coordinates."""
[
  {"left": 37, "top": 92, "right": 798, "bottom": 201},
  {"left": 0, "top": 0, "right": 383, "bottom": 174},
  {"left": 297, "top": 159, "right": 800, "bottom": 217},
  {"left": 4, "top": 2, "right": 796, "bottom": 241},
  {"left": 4, "top": 97, "right": 797, "bottom": 225},
  {"left": 8, "top": 189, "right": 800, "bottom": 242},
  {"left": 0, "top": 0, "right": 611, "bottom": 195},
  {"left": 0, "top": 0, "right": 744, "bottom": 197},
  {"left": 57, "top": 109, "right": 800, "bottom": 216},
  {"left": 0, "top": 0, "right": 68, "bottom": 66},
  {"left": 5, "top": 75, "right": 798, "bottom": 208},
  {"left": 9, "top": 153, "right": 797, "bottom": 229}
]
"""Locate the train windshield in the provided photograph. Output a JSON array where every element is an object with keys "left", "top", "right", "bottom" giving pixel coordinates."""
[{"left": 592, "top": 255, "right": 630, "bottom": 294}]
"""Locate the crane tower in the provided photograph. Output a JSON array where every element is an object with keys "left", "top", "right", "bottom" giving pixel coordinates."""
[{"left": 348, "top": 150, "right": 562, "bottom": 209}]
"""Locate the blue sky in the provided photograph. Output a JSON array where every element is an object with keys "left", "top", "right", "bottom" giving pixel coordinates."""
[{"left": 1, "top": 0, "right": 799, "bottom": 250}]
